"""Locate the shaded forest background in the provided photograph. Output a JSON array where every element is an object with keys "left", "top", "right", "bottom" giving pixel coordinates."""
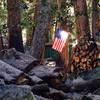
[{"left": 0, "top": 0, "right": 99, "bottom": 63}]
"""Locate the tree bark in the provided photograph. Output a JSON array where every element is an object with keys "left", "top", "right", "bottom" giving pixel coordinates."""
[
  {"left": 56, "top": 0, "right": 70, "bottom": 67},
  {"left": 73, "top": 0, "right": 90, "bottom": 39},
  {"left": 0, "top": 31, "right": 3, "bottom": 50},
  {"left": 92, "top": 0, "right": 99, "bottom": 36},
  {"left": 7, "top": 0, "right": 24, "bottom": 52},
  {"left": 30, "top": 0, "right": 51, "bottom": 61},
  {"left": 26, "top": 0, "right": 38, "bottom": 46}
]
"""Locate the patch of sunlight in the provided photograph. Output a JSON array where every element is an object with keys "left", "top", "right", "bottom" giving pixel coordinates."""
[{"left": 22, "top": 29, "right": 27, "bottom": 45}]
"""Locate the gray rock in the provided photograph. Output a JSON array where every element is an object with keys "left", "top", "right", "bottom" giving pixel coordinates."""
[
  {"left": 34, "top": 95, "right": 51, "bottom": 100},
  {"left": 93, "top": 88, "right": 100, "bottom": 95},
  {"left": 0, "top": 79, "right": 5, "bottom": 85},
  {"left": 29, "top": 75, "right": 43, "bottom": 84},
  {"left": 0, "top": 85, "right": 36, "bottom": 100},
  {"left": 0, "top": 60, "right": 22, "bottom": 82},
  {"left": 29, "top": 65, "right": 59, "bottom": 78},
  {"left": 0, "top": 48, "right": 36, "bottom": 71},
  {"left": 84, "top": 93, "right": 100, "bottom": 100}
]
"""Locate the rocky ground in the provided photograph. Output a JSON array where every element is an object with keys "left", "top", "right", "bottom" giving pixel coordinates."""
[{"left": 0, "top": 48, "right": 99, "bottom": 100}]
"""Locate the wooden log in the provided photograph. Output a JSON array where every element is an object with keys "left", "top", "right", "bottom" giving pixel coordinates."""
[{"left": 70, "top": 34, "right": 98, "bottom": 73}]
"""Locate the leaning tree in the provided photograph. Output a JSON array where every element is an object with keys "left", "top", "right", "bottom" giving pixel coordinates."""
[{"left": 30, "top": 0, "right": 51, "bottom": 61}]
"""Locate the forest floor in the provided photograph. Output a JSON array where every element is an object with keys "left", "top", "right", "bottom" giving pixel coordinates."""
[{"left": 0, "top": 48, "right": 99, "bottom": 100}]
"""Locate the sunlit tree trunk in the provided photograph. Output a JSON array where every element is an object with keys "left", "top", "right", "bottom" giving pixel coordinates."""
[
  {"left": 57, "top": 0, "right": 62, "bottom": 11},
  {"left": 7, "top": 0, "right": 24, "bottom": 52},
  {"left": 92, "top": 0, "right": 99, "bottom": 36},
  {"left": 26, "top": 0, "right": 39, "bottom": 46},
  {"left": 73, "top": 0, "right": 90, "bottom": 39},
  {"left": 30, "top": 0, "right": 51, "bottom": 61}
]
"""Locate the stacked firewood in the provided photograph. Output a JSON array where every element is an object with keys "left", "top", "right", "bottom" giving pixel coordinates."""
[{"left": 70, "top": 34, "right": 98, "bottom": 74}]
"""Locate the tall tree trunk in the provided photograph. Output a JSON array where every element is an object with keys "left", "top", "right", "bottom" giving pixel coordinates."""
[
  {"left": 73, "top": 0, "right": 90, "bottom": 39},
  {"left": 57, "top": 0, "right": 70, "bottom": 67},
  {"left": 30, "top": 0, "right": 51, "bottom": 61},
  {"left": 57, "top": 0, "right": 62, "bottom": 12},
  {"left": 7, "top": 0, "right": 24, "bottom": 52},
  {"left": 0, "top": 31, "right": 3, "bottom": 50},
  {"left": 26, "top": 0, "right": 39, "bottom": 46},
  {"left": 92, "top": 0, "right": 99, "bottom": 36}
]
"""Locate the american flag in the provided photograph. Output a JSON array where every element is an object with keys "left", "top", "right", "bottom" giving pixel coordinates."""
[{"left": 52, "top": 28, "right": 69, "bottom": 52}]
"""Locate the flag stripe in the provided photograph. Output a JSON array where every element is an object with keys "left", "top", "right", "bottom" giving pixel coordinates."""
[
  {"left": 52, "top": 38, "right": 66, "bottom": 52},
  {"left": 52, "top": 29, "right": 69, "bottom": 53}
]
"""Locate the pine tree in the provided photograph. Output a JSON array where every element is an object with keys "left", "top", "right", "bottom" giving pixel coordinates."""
[
  {"left": 73, "top": 0, "right": 90, "bottom": 39},
  {"left": 7, "top": 0, "right": 24, "bottom": 52},
  {"left": 30, "top": 0, "right": 51, "bottom": 61},
  {"left": 92, "top": 0, "right": 99, "bottom": 36}
]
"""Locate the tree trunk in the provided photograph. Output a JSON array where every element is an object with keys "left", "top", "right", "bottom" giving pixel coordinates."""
[
  {"left": 26, "top": 0, "right": 38, "bottom": 46},
  {"left": 7, "top": 0, "right": 24, "bottom": 52},
  {"left": 73, "top": 0, "right": 90, "bottom": 39},
  {"left": 0, "top": 31, "right": 3, "bottom": 50},
  {"left": 30, "top": 0, "right": 51, "bottom": 61},
  {"left": 56, "top": 0, "right": 70, "bottom": 67},
  {"left": 92, "top": 0, "right": 99, "bottom": 36}
]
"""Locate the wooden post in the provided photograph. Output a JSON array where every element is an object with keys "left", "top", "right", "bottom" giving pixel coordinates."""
[
  {"left": 57, "top": 22, "right": 70, "bottom": 67},
  {"left": 60, "top": 41, "right": 69, "bottom": 67}
]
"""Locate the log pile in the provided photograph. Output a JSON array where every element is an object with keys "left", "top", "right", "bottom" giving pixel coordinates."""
[
  {"left": 70, "top": 34, "right": 99, "bottom": 74},
  {"left": 0, "top": 48, "right": 99, "bottom": 100}
]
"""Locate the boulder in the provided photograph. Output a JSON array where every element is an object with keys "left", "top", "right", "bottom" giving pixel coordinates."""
[
  {"left": 0, "top": 60, "right": 22, "bottom": 82},
  {"left": 29, "top": 65, "right": 59, "bottom": 79},
  {"left": 0, "top": 48, "right": 36, "bottom": 71},
  {"left": 0, "top": 85, "right": 36, "bottom": 100}
]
